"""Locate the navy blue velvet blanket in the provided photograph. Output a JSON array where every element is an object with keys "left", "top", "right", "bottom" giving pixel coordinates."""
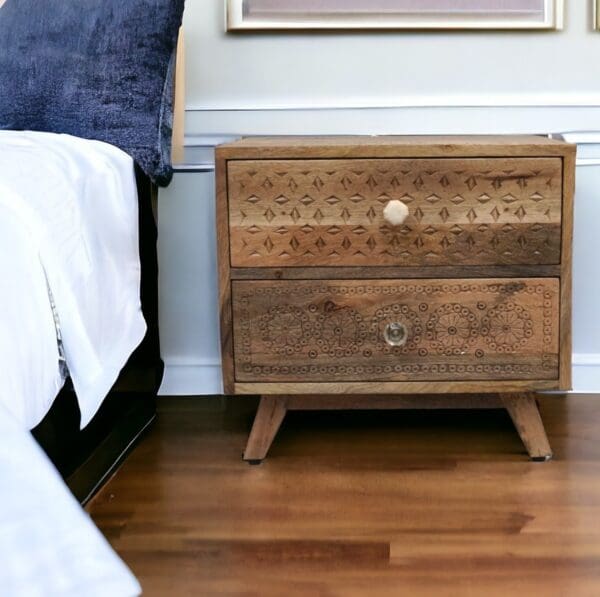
[{"left": 0, "top": 0, "right": 185, "bottom": 185}]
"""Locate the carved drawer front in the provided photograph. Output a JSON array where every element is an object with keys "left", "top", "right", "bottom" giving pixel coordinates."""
[
  {"left": 228, "top": 158, "right": 563, "bottom": 268},
  {"left": 232, "top": 278, "right": 560, "bottom": 383}
]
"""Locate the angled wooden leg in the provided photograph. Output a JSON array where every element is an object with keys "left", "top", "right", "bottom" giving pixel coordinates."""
[
  {"left": 501, "top": 393, "right": 553, "bottom": 461},
  {"left": 243, "top": 396, "right": 288, "bottom": 464}
]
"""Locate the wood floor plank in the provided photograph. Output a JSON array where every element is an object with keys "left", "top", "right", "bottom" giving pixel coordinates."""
[{"left": 88, "top": 394, "right": 600, "bottom": 596}]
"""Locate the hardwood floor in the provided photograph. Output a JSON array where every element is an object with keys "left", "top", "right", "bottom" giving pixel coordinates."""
[{"left": 88, "top": 394, "right": 600, "bottom": 596}]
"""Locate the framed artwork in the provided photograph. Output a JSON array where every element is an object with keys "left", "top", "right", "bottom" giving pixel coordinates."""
[{"left": 227, "top": 0, "right": 564, "bottom": 31}]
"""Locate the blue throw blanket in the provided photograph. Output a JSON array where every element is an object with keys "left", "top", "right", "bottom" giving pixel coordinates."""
[{"left": 0, "top": 0, "right": 185, "bottom": 185}]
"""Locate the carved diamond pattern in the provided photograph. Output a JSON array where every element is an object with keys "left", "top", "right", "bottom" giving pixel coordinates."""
[
  {"left": 366, "top": 175, "right": 378, "bottom": 191},
  {"left": 313, "top": 176, "right": 324, "bottom": 191},
  {"left": 229, "top": 157, "right": 562, "bottom": 266},
  {"left": 413, "top": 176, "right": 425, "bottom": 190},
  {"left": 465, "top": 176, "right": 478, "bottom": 190},
  {"left": 466, "top": 209, "right": 478, "bottom": 223}
]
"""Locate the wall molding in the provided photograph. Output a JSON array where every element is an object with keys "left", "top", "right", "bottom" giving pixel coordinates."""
[
  {"left": 187, "top": 94, "right": 600, "bottom": 112},
  {"left": 185, "top": 105, "right": 600, "bottom": 142}
]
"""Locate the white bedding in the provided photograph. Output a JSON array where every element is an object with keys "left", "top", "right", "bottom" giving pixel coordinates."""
[
  {"left": 0, "top": 130, "right": 147, "bottom": 429},
  {"left": 0, "top": 401, "right": 141, "bottom": 597}
]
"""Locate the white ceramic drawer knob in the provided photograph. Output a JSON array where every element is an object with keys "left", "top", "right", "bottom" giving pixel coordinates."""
[{"left": 383, "top": 199, "right": 409, "bottom": 226}]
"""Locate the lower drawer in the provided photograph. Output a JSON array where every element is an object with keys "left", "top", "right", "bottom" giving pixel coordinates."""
[{"left": 232, "top": 278, "right": 560, "bottom": 383}]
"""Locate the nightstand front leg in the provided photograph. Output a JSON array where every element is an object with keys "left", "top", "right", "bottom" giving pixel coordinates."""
[
  {"left": 501, "top": 393, "right": 553, "bottom": 461},
  {"left": 243, "top": 396, "right": 288, "bottom": 464}
]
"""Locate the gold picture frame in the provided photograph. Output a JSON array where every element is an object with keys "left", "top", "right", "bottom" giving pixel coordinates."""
[{"left": 226, "top": 0, "right": 564, "bottom": 31}]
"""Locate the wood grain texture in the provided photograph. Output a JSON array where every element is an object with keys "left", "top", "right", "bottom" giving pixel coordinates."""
[
  {"left": 234, "top": 380, "right": 561, "bottom": 394},
  {"left": 501, "top": 393, "right": 553, "bottom": 460},
  {"left": 232, "top": 278, "right": 560, "bottom": 383},
  {"left": 171, "top": 28, "right": 185, "bottom": 165},
  {"left": 559, "top": 151, "right": 575, "bottom": 390},
  {"left": 231, "top": 264, "right": 562, "bottom": 280},
  {"left": 228, "top": 157, "right": 563, "bottom": 267},
  {"left": 88, "top": 394, "right": 600, "bottom": 597},
  {"left": 217, "top": 135, "right": 575, "bottom": 160},
  {"left": 216, "top": 154, "right": 235, "bottom": 394},
  {"left": 243, "top": 396, "right": 288, "bottom": 462},
  {"left": 286, "top": 394, "right": 504, "bottom": 410}
]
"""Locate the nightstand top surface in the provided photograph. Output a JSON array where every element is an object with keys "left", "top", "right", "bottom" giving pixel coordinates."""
[{"left": 217, "top": 135, "right": 575, "bottom": 159}]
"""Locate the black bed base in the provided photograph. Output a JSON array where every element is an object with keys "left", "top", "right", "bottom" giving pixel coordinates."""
[{"left": 32, "top": 167, "right": 162, "bottom": 505}]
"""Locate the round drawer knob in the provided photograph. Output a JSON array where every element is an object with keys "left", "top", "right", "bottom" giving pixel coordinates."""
[
  {"left": 383, "top": 199, "right": 409, "bottom": 226},
  {"left": 384, "top": 322, "right": 408, "bottom": 347}
]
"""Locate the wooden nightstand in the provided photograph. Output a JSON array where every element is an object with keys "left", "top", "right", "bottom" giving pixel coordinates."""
[{"left": 216, "top": 136, "right": 575, "bottom": 463}]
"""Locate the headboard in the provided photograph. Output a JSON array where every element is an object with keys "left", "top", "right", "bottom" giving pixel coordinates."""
[{"left": 172, "top": 29, "right": 186, "bottom": 166}]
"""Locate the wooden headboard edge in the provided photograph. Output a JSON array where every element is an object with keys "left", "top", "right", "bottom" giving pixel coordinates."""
[{"left": 171, "top": 28, "right": 185, "bottom": 165}]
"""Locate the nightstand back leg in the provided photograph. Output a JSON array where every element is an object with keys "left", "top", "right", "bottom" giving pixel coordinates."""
[
  {"left": 243, "top": 396, "right": 288, "bottom": 462},
  {"left": 501, "top": 393, "right": 553, "bottom": 461}
]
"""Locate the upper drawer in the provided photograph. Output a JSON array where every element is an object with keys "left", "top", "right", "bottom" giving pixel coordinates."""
[{"left": 227, "top": 157, "right": 563, "bottom": 268}]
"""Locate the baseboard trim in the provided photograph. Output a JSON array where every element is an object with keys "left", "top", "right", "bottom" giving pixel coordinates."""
[
  {"left": 158, "top": 360, "right": 599, "bottom": 396},
  {"left": 159, "top": 363, "right": 223, "bottom": 396}
]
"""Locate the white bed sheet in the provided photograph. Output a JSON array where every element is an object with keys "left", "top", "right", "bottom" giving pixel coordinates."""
[
  {"left": 0, "top": 131, "right": 147, "bottom": 429},
  {"left": 0, "top": 402, "right": 141, "bottom": 597}
]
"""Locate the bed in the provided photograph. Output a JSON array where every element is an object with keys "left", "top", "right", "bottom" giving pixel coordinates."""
[
  {"left": 0, "top": 131, "right": 163, "bottom": 503},
  {"left": 0, "top": 1, "right": 185, "bottom": 594}
]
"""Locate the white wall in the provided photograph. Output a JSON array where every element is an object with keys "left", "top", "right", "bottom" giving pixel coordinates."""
[
  {"left": 158, "top": 0, "right": 600, "bottom": 395},
  {"left": 183, "top": 1, "right": 599, "bottom": 110}
]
